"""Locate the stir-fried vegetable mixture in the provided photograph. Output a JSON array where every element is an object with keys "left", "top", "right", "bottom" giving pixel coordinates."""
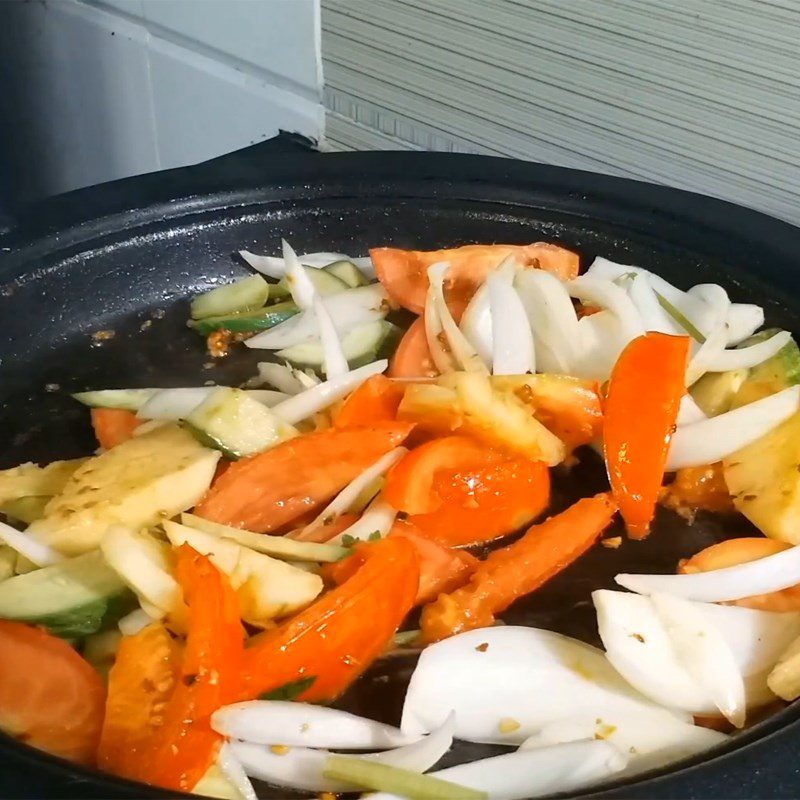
[{"left": 3, "top": 239, "right": 800, "bottom": 800}]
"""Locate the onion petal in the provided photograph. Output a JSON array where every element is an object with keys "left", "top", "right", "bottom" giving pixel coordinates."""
[
  {"left": 246, "top": 284, "right": 389, "bottom": 350},
  {"left": 567, "top": 276, "right": 645, "bottom": 342},
  {"left": 520, "top": 714, "right": 727, "bottom": 777},
  {"left": 627, "top": 272, "right": 680, "bottom": 334},
  {"left": 217, "top": 743, "right": 258, "bottom": 800},
  {"left": 676, "top": 394, "right": 707, "bottom": 426},
  {"left": 256, "top": 362, "right": 305, "bottom": 395},
  {"left": 616, "top": 539, "right": 800, "bottom": 602},
  {"left": 327, "top": 496, "right": 398, "bottom": 545},
  {"left": 240, "top": 250, "right": 354, "bottom": 279},
  {"left": 271, "top": 361, "right": 388, "bottom": 425},
  {"left": 213, "top": 701, "right": 415, "bottom": 749},
  {"left": 312, "top": 296, "right": 349, "bottom": 379},
  {"left": 726, "top": 304, "right": 764, "bottom": 345},
  {"left": 666, "top": 385, "right": 800, "bottom": 469},
  {"left": 487, "top": 259, "right": 535, "bottom": 375},
  {"left": 401, "top": 627, "right": 687, "bottom": 746},
  {"left": 0, "top": 520, "right": 62, "bottom": 567},
  {"left": 117, "top": 607, "right": 155, "bottom": 636},
  {"left": 375, "top": 739, "right": 627, "bottom": 800},
  {"left": 230, "top": 713, "right": 455, "bottom": 793},
  {"left": 281, "top": 239, "right": 317, "bottom": 310},
  {"left": 460, "top": 283, "right": 493, "bottom": 366},
  {"left": 704, "top": 331, "right": 792, "bottom": 373},
  {"left": 300, "top": 448, "right": 408, "bottom": 539}
]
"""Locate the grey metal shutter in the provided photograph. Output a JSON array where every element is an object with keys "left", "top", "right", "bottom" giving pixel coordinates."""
[{"left": 321, "top": 0, "right": 800, "bottom": 225}]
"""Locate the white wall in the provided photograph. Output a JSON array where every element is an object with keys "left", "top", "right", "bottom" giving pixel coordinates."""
[{"left": 0, "top": 0, "right": 323, "bottom": 201}]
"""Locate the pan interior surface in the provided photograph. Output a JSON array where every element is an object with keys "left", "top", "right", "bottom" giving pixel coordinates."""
[{"left": 2, "top": 166, "right": 800, "bottom": 800}]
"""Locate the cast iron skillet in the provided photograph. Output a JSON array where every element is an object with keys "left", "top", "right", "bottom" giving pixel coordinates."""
[{"left": 3, "top": 139, "right": 800, "bottom": 799}]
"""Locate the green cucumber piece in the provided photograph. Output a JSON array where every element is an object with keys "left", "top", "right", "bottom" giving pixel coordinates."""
[
  {"left": 185, "top": 387, "right": 297, "bottom": 459},
  {"left": 72, "top": 388, "right": 156, "bottom": 411},
  {"left": 324, "top": 260, "right": 369, "bottom": 288},
  {"left": 276, "top": 320, "right": 402, "bottom": 371},
  {"left": 690, "top": 369, "right": 749, "bottom": 417},
  {"left": 180, "top": 513, "right": 350, "bottom": 563},
  {"left": 0, "top": 551, "right": 136, "bottom": 638},
  {"left": 189, "top": 300, "right": 299, "bottom": 335},
  {"left": 266, "top": 280, "right": 291, "bottom": 302},
  {"left": 733, "top": 328, "right": 800, "bottom": 407},
  {"left": 274, "top": 265, "right": 349, "bottom": 299},
  {"left": 190, "top": 274, "right": 270, "bottom": 320}
]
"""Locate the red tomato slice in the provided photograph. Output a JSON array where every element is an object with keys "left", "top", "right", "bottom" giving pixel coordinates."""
[
  {"left": 371, "top": 242, "right": 580, "bottom": 313},
  {"left": 388, "top": 317, "right": 439, "bottom": 379},
  {"left": 333, "top": 375, "right": 405, "bottom": 428},
  {"left": 0, "top": 621, "right": 106, "bottom": 765}
]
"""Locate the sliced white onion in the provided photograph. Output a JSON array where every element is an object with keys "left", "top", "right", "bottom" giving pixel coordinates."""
[
  {"left": 567, "top": 276, "right": 645, "bottom": 343},
  {"left": 616, "top": 541, "right": 800, "bottom": 603},
  {"left": 572, "top": 311, "right": 628, "bottom": 381},
  {"left": 136, "top": 387, "right": 286, "bottom": 421},
  {"left": 281, "top": 239, "right": 316, "bottom": 310},
  {"left": 684, "top": 286, "right": 731, "bottom": 385},
  {"left": 256, "top": 362, "right": 305, "bottom": 394},
  {"left": 519, "top": 714, "right": 728, "bottom": 777},
  {"left": 401, "top": 626, "right": 687, "bottom": 746},
  {"left": 217, "top": 743, "right": 258, "bottom": 800},
  {"left": 312, "top": 296, "right": 349, "bottom": 379},
  {"left": 117, "top": 607, "right": 155, "bottom": 636},
  {"left": 514, "top": 268, "right": 579, "bottom": 373},
  {"left": 594, "top": 590, "right": 800, "bottom": 718},
  {"left": 726, "top": 304, "right": 765, "bottom": 345},
  {"left": 373, "top": 739, "right": 627, "bottom": 800},
  {"left": 240, "top": 250, "right": 353, "bottom": 279},
  {"left": 689, "top": 284, "right": 731, "bottom": 333},
  {"left": 676, "top": 394, "right": 707, "bottom": 426},
  {"left": 488, "top": 259, "right": 535, "bottom": 375},
  {"left": 327, "top": 495, "right": 397, "bottom": 545},
  {"left": 650, "top": 593, "right": 746, "bottom": 726},
  {"left": 230, "top": 714, "right": 454, "bottom": 793},
  {"left": 460, "top": 283, "right": 493, "bottom": 366},
  {"left": 213, "top": 701, "right": 415, "bottom": 749},
  {"left": 246, "top": 284, "right": 389, "bottom": 350},
  {"left": 0, "top": 519, "right": 62, "bottom": 567},
  {"left": 704, "top": 331, "right": 791, "bottom": 373},
  {"left": 627, "top": 272, "right": 680, "bottom": 334},
  {"left": 271, "top": 360, "right": 388, "bottom": 425},
  {"left": 666, "top": 385, "right": 800, "bottom": 469},
  {"left": 300, "top": 447, "right": 407, "bottom": 539},
  {"left": 428, "top": 263, "right": 489, "bottom": 373}
]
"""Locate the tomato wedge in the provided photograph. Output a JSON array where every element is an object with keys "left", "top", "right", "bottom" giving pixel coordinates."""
[
  {"left": 91, "top": 408, "right": 141, "bottom": 450},
  {"left": 194, "top": 422, "right": 414, "bottom": 532},
  {"left": 604, "top": 333, "right": 690, "bottom": 539},
  {"left": 388, "top": 317, "right": 438, "bottom": 379},
  {"left": 408, "top": 458, "right": 551, "bottom": 547},
  {"left": 97, "top": 623, "right": 181, "bottom": 781},
  {"left": 0, "top": 620, "right": 105, "bottom": 765},
  {"left": 334, "top": 375, "right": 406, "bottom": 428},
  {"left": 420, "top": 493, "right": 617, "bottom": 641},
  {"left": 141, "top": 546, "right": 244, "bottom": 793},
  {"left": 371, "top": 242, "right": 580, "bottom": 313},
  {"left": 384, "top": 436, "right": 496, "bottom": 515},
  {"left": 240, "top": 536, "right": 418, "bottom": 703}
]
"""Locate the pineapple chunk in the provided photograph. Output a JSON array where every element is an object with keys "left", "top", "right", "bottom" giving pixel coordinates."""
[
  {"left": 0, "top": 459, "right": 87, "bottom": 504},
  {"left": 0, "top": 546, "right": 14, "bottom": 582},
  {"left": 768, "top": 633, "right": 800, "bottom": 701},
  {"left": 28, "top": 425, "right": 220, "bottom": 555},
  {"left": 162, "top": 521, "right": 322, "bottom": 627},
  {"left": 399, "top": 372, "right": 565, "bottom": 465},
  {"left": 724, "top": 411, "right": 800, "bottom": 544}
]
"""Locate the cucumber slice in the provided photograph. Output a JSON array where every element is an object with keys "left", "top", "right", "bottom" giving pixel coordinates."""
[
  {"left": 136, "top": 387, "right": 287, "bottom": 421},
  {"left": 190, "top": 300, "right": 299, "bottom": 335},
  {"left": 190, "top": 274, "right": 270, "bottom": 320},
  {"left": 73, "top": 388, "right": 157, "bottom": 411},
  {"left": 0, "top": 551, "right": 136, "bottom": 638},
  {"left": 185, "top": 387, "right": 297, "bottom": 459},
  {"left": 274, "top": 265, "right": 349, "bottom": 299},
  {"left": 324, "top": 260, "right": 369, "bottom": 288},
  {"left": 180, "top": 513, "right": 349, "bottom": 563},
  {"left": 276, "top": 320, "right": 403, "bottom": 371}
]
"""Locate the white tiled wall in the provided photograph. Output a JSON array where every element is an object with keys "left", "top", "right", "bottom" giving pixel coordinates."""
[{"left": 0, "top": 0, "right": 322, "bottom": 200}]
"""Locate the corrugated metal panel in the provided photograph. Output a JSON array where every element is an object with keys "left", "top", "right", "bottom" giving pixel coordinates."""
[{"left": 321, "top": 0, "right": 800, "bottom": 224}]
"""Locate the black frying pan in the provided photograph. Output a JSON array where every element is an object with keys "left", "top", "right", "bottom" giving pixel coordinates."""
[{"left": 2, "top": 138, "right": 800, "bottom": 799}]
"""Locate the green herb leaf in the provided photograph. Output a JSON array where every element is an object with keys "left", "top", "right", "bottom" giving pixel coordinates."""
[
  {"left": 368, "top": 530, "right": 382, "bottom": 542},
  {"left": 655, "top": 292, "right": 706, "bottom": 343},
  {"left": 259, "top": 676, "right": 316, "bottom": 702},
  {"left": 393, "top": 629, "right": 421, "bottom": 647},
  {"left": 323, "top": 755, "right": 487, "bottom": 800},
  {"left": 341, "top": 534, "right": 357, "bottom": 547}
]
